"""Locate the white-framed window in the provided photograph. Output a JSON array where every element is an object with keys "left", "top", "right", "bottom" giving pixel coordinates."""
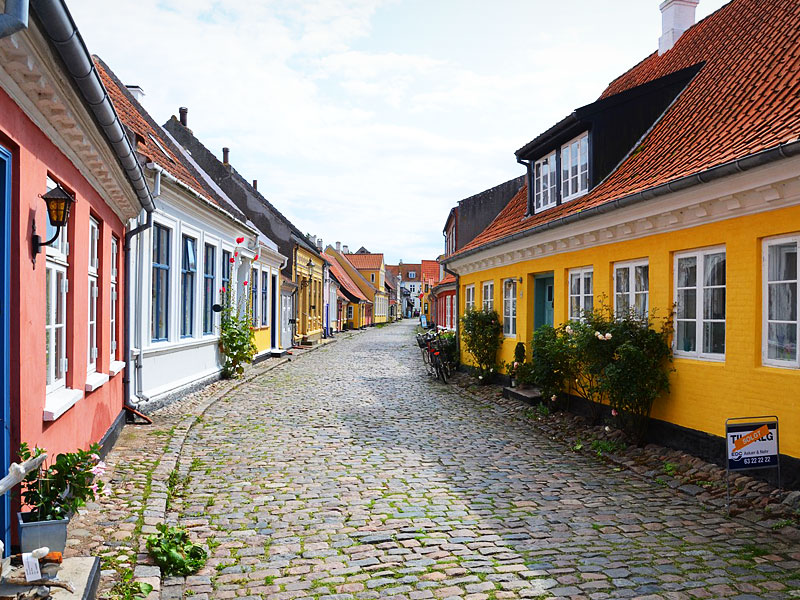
[
  {"left": 250, "top": 267, "right": 259, "bottom": 327},
  {"left": 482, "top": 281, "right": 494, "bottom": 311},
  {"left": 503, "top": 279, "right": 517, "bottom": 337},
  {"left": 465, "top": 284, "right": 475, "bottom": 312},
  {"left": 370, "top": 273, "right": 375, "bottom": 283},
  {"left": 181, "top": 235, "right": 197, "bottom": 338},
  {"left": 561, "top": 132, "right": 589, "bottom": 201},
  {"left": 347, "top": 305, "right": 353, "bottom": 320},
  {"left": 261, "top": 269, "right": 270, "bottom": 327},
  {"left": 110, "top": 235, "right": 118, "bottom": 361},
  {"left": 763, "top": 236, "right": 798, "bottom": 367},
  {"left": 614, "top": 259, "right": 649, "bottom": 319},
  {"left": 203, "top": 243, "right": 216, "bottom": 335},
  {"left": 408, "top": 271, "right": 416, "bottom": 279},
  {"left": 45, "top": 177, "right": 69, "bottom": 391},
  {"left": 87, "top": 217, "right": 100, "bottom": 373},
  {"left": 446, "top": 295, "right": 452, "bottom": 329},
  {"left": 534, "top": 152, "right": 557, "bottom": 212},
  {"left": 569, "top": 267, "right": 594, "bottom": 322},
  {"left": 151, "top": 223, "right": 171, "bottom": 342},
  {"left": 674, "top": 247, "right": 726, "bottom": 360}
]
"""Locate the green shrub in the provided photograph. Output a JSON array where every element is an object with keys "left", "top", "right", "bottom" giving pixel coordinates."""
[
  {"left": 146, "top": 523, "right": 207, "bottom": 576},
  {"left": 513, "top": 342, "right": 526, "bottom": 364},
  {"left": 460, "top": 309, "right": 503, "bottom": 383},
  {"left": 530, "top": 324, "right": 573, "bottom": 401},
  {"left": 218, "top": 287, "right": 257, "bottom": 378}
]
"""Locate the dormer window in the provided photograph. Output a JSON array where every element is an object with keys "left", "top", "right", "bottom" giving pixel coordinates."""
[
  {"left": 561, "top": 132, "right": 589, "bottom": 201},
  {"left": 533, "top": 152, "right": 557, "bottom": 212}
]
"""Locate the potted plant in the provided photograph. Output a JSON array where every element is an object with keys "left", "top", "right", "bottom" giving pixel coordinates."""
[{"left": 17, "top": 442, "right": 106, "bottom": 553}]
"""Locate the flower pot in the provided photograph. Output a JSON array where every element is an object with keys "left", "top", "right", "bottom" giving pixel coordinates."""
[{"left": 17, "top": 512, "right": 69, "bottom": 554}]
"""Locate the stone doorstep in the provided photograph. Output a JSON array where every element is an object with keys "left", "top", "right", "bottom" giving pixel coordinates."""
[
  {"left": 502, "top": 387, "right": 541, "bottom": 403},
  {"left": 0, "top": 557, "right": 102, "bottom": 600}
]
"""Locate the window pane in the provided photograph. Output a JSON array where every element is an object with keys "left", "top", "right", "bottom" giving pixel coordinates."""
[
  {"left": 571, "top": 142, "right": 578, "bottom": 182},
  {"left": 55, "top": 325, "right": 64, "bottom": 380},
  {"left": 583, "top": 273, "right": 593, "bottom": 295},
  {"left": 616, "top": 293, "right": 629, "bottom": 314},
  {"left": 704, "top": 253, "right": 726, "bottom": 286},
  {"left": 702, "top": 321, "right": 725, "bottom": 354},
  {"left": 678, "top": 257, "right": 696, "bottom": 287},
  {"left": 768, "top": 323, "right": 797, "bottom": 361},
  {"left": 55, "top": 271, "right": 64, "bottom": 324},
  {"left": 635, "top": 265, "right": 649, "bottom": 292},
  {"left": 46, "top": 269, "right": 52, "bottom": 326},
  {"left": 634, "top": 292, "right": 648, "bottom": 318},
  {"left": 677, "top": 288, "right": 696, "bottom": 319},
  {"left": 45, "top": 329, "right": 51, "bottom": 384},
  {"left": 570, "top": 273, "right": 580, "bottom": 295},
  {"left": 583, "top": 295, "right": 593, "bottom": 313},
  {"left": 676, "top": 320, "right": 696, "bottom": 352},
  {"left": 768, "top": 242, "right": 797, "bottom": 282},
  {"left": 616, "top": 267, "right": 629, "bottom": 293},
  {"left": 768, "top": 282, "right": 797, "bottom": 321},
  {"left": 570, "top": 296, "right": 580, "bottom": 319},
  {"left": 703, "top": 287, "right": 726, "bottom": 320}
]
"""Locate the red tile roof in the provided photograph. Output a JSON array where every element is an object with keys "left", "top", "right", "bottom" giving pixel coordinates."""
[
  {"left": 344, "top": 253, "right": 384, "bottom": 270},
  {"left": 456, "top": 0, "right": 800, "bottom": 257},
  {"left": 323, "top": 252, "right": 369, "bottom": 303},
  {"left": 421, "top": 260, "right": 440, "bottom": 285},
  {"left": 95, "top": 58, "right": 213, "bottom": 205}
]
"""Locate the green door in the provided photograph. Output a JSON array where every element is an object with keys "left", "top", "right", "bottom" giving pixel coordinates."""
[{"left": 534, "top": 275, "right": 554, "bottom": 331}]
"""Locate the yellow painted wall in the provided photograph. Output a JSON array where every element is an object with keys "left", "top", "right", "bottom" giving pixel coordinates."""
[
  {"left": 294, "top": 247, "right": 324, "bottom": 340},
  {"left": 456, "top": 203, "right": 800, "bottom": 459},
  {"left": 253, "top": 327, "right": 271, "bottom": 354}
]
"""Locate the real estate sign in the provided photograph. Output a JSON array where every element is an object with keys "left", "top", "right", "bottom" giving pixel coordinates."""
[{"left": 726, "top": 420, "right": 778, "bottom": 471}]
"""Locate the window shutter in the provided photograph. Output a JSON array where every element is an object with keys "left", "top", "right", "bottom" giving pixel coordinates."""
[{"left": 61, "top": 357, "right": 68, "bottom": 373}]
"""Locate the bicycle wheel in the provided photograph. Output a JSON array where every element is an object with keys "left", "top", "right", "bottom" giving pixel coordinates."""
[{"left": 435, "top": 356, "right": 448, "bottom": 383}]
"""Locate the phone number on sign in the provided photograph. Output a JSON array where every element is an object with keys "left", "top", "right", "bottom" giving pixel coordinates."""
[{"left": 742, "top": 456, "right": 773, "bottom": 465}]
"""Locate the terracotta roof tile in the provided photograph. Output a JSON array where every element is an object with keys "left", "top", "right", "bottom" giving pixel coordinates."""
[
  {"left": 455, "top": 0, "right": 800, "bottom": 257},
  {"left": 421, "top": 260, "right": 440, "bottom": 285},
  {"left": 323, "top": 252, "right": 369, "bottom": 303},
  {"left": 95, "top": 58, "right": 214, "bottom": 204},
  {"left": 344, "top": 253, "right": 384, "bottom": 270}
]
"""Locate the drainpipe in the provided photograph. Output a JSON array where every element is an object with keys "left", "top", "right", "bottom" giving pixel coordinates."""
[
  {"left": 442, "top": 234, "right": 461, "bottom": 367},
  {"left": 124, "top": 166, "right": 160, "bottom": 411},
  {"left": 0, "top": 0, "right": 28, "bottom": 39}
]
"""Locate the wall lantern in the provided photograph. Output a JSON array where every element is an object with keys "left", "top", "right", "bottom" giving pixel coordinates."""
[{"left": 33, "top": 184, "right": 75, "bottom": 263}]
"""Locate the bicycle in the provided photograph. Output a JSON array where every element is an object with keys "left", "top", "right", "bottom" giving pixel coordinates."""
[{"left": 417, "top": 330, "right": 450, "bottom": 383}]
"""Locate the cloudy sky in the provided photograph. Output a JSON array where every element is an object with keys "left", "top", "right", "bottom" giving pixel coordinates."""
[{"left": 70, "top": 0, "right": 728, "bottom": 264}]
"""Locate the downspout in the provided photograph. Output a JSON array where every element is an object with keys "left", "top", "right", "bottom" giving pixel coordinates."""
[
  {"left": 124, "top": 166, "right": 159, "bottom": 411},
  {"left": 0, "top": 0, "right": 28, "bottom": 39},
  {"left": 291, "top": 245, "right": 298, "bottom": 345}
]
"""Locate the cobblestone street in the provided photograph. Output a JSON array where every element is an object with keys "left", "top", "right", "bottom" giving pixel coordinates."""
[{"left": 144, "top": 320, "right": 797, "bottom": 600}]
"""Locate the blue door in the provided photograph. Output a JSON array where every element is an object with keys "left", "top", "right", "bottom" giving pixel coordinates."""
[
  {"left": 534, "top": 274, "right": 555, "bottom": 331},
  {"left": 0, "top": 145, "right": 12, "bottom": 549}
]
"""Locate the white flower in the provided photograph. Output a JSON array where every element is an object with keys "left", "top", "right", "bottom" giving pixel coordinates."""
[
  {"left": 565, "top": 325, "right": 573, "bottom": 335},
  {"left": 595, "top": 331, "right": 601, "bottom": 337},
  {"left": 604, "top": 332, "right": 612, "bottom": 340},
  {"left": 604, "top": 426, "right": 611, "bottom": 432},
  {"left": 551, "top": 395, "right": 557, "bottom": 402},
  {"left": 478, "top": 375, "right": 483, "bottom": 380}
]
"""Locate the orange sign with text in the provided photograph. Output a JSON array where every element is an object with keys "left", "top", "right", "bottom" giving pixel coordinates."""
[{"left": 732, "top": 424, "right": 769, "bottom": 452}]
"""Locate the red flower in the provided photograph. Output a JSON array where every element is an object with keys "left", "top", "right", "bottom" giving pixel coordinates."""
[
  {"left": 220, "top": 286, "right": 226, "bottom": 293},
  {"left": 229, "top": 257, "right": 235, "bottom": 264},
  {"left": 234, "top": 251, "right": 239, "bottom": 257},
  {"left": 243, "top": 281, "right": 248, "bottom": 286},
  {"left": 254, "top": 254, "right": 259, "bottom": 261},
  {"left": 236, "top": 237, "right": 245, "bottom": 244}
]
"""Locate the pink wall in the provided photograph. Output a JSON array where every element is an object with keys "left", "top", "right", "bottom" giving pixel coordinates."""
[{"left": 1, "top": 87, "right": 127, "bottom": 460}]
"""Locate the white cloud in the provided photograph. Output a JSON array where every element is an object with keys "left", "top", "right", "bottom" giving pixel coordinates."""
[{"left": 68, "top": 0, "right": 729, "bottom": 264}]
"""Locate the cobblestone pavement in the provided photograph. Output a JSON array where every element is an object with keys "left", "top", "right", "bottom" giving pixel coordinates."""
[{"left": 162, "top": 321, "right": 800, "bottom": 600}]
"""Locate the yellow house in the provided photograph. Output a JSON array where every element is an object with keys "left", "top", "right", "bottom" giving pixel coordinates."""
[
  {"left": 247, "top": 239, "right": 286, "bottom": 359},
  {"left": 322, "top": 251, "right": 371, "bottom": 330},
  {"left": 327, "top": 247, "right": 388, "bottom": 325},
  {"left": 444, "top": 0, "right": 800, "bottom": 471},
  {"left": 294, "top": 245, "right": 325, "bottom": 344}
]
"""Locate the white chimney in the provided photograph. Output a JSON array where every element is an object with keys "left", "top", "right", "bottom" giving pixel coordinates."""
[
  {"left": 659, "top": 0, "right": 699, "bottom": 55},
  {"left": 126, "top": 85, "right": 145, "bottom": 103},
  {"left": 342, "top": 245, "right": 350, "bottom": 254},
  {"left": 316, "top": 238, "right": 323, "bottom": 251},
  {"left": 335, "top": 241, "right": 341, "bottom": 252}
]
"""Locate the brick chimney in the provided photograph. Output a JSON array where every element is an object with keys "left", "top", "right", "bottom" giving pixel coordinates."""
[
  {"left": 222, "top": 147, "right": 230, "bottom": 165},
  {"left": 179, "top": 107, "right": 188, "bottom": 126},
  {"left": 335, "top": 241, "right": 341, "bottom": 252},
  {"left": 659, "top": 0, "right": 699, "bottom": 55},
  {"left": 342, "top": 245, "right": 350, "bottom": 254}
]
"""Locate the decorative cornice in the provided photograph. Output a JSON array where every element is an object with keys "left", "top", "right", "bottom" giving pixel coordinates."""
[
  {"left": 448, "top": 157, "right": 800, "bottom": 276},
  {"left": 0, "top": 25, "right": 140, "bottom": 220}
]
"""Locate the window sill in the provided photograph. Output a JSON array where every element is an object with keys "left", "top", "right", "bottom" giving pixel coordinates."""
[
  {"left": 43, "top": 387, "right": 83, "bottom": 421},
  {"left": 85, "top": 371, "right": 109, "bottom": 392},
  {"left": 109, "top": 361, "right": 126, "bottom": 376}
]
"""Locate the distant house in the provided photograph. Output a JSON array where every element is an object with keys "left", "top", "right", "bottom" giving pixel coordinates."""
[
  {"left": 0, "top": 1, "right": 154, "bottom": 543},
  {"left": 322, "top": 251, "right": 370, "bottom": 330},
  {"left": 164, "top": 116, "right": 326, "bottom": 346},
  {"left": 444, "top": 0, "right": 800, "bottom": 483},
  {"left": 342, "top": 251, "right": 389, "bottom": 324}
]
